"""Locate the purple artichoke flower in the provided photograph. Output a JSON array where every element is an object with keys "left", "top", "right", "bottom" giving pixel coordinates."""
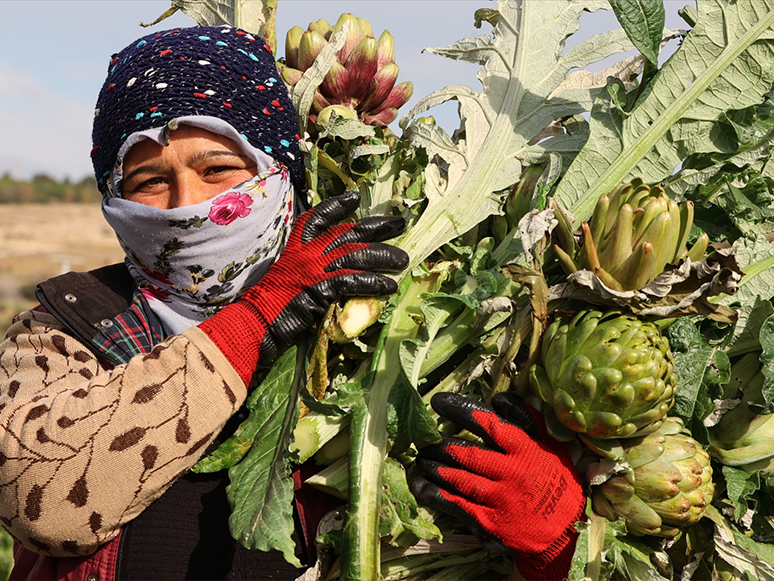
[{"left": 281, "top": 13, "right": 413, "bottom": 127}]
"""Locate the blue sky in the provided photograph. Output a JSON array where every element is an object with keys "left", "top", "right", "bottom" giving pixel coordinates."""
[{"left": 0, "top": 1, "right": 690, "bottom": 182}]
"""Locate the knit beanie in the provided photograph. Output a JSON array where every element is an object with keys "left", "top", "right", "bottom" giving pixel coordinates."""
[{"left": 91, "top": 26, "right": 304, "bottom": 195}]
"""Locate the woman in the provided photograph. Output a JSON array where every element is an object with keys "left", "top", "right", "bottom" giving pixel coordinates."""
[{"left": 0, "top": 25, "right": 584, "bottom": 581}]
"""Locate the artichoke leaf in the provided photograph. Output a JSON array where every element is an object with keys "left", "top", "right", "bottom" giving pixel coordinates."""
[
  {"left": 556, "top": 0, "right": 774, "bottom": 223},
  {"left": 397, "top": 0, "right": 650, "bottom": 271}
]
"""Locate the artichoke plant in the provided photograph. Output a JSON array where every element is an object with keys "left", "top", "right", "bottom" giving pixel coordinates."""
[
  {"left": 530, "top": 309, "right": 676, "bottom": 440},
  {"left": 591, "top": 417, "right": 715, "bottom": 537},
  {"left": 553, "top": 178, "right": 710, "bottom": 291},
  {"left": 281, "top": 14, "right": 413, "bottom": 127}
]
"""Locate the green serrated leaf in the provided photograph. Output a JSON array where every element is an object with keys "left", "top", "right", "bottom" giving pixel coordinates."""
[
  {"left": 610, "top": 0, "right": 667, "bottom": 65},
  {"left": 379, "top": 458, "right": 442, "bottom": 546},
  {"left": 226, "top": 346, "right": 302, "bottom": 566},
  {"left": 386, "top": 378, "right": 442, "bottom": 454},
  {"left": 723, "top": 465, "right": 761, "bottom": 521},
  {"left": 668, "top": 317, "right": 719, "bottom": 425}
]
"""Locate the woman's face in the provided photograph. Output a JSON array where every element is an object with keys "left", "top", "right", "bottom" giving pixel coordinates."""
[{"left": 121, "top": 125, "right": 258, "bottom": 209}]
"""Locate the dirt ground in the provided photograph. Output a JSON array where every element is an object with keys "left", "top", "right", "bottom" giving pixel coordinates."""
[{"left": 0, "top": 203, "right": 125, "bottom": 334}]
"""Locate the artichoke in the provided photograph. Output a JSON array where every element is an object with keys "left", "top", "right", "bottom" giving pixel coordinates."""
[
  {"left": 591, "top": 417, "right": 715, "bottom": 537},
  {"left": 281, "top": 14, "right": 413, "bottom": 127},
  {"left": 553, "top": 178, "right": 710, "bottom": 291},
  {"left": 530, "top": 309, "right": 676, "bottom": 440},
  {"left": 709, "top": 353, "right": 774, "bottom": 475}
]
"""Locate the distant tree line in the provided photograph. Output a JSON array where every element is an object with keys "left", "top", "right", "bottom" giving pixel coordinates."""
[{"left": 0, "top": 173, "right": 101, "bottom": 204}]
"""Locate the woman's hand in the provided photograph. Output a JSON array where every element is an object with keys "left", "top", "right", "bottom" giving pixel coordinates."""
[
  {"left": 411, "top": 392, "right": 587, "bottom": 581},
  {"left": 199, "top": 191, "right": 408, "bottom": 383}
]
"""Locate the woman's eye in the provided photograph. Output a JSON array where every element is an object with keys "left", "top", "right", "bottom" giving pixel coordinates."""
[
  {"left": 138, "top": 177, "right": 166, "bottom": 189},
  {"left": 126, "top": 176, "right": 166, "bottom": 194},
  {"left": 206, "top": 165, "right": 239, "bottom": 176}
]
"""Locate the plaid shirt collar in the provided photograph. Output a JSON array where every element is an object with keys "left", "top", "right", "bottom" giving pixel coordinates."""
[{"left": 92, "top": 287, "right": 167, "bottom": 367}]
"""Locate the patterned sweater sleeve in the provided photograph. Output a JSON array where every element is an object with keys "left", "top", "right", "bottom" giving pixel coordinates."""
[{"left": 0, "top": 308, "right": 248, "bottom": 557}]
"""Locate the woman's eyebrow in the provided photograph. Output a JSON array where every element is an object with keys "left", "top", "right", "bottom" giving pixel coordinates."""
[{"left": 186, "top": 149, "right": 248, "bottom": 165}]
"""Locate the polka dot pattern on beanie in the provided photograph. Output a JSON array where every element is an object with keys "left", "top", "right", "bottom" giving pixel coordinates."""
[{"left": 91, "top": 26, "right": 304, "bottom": 195}]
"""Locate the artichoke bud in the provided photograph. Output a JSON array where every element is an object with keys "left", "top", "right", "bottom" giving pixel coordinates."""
[
  {"left": 685, "top": 232, "right": 709, "bottom": 263},
  {"left": 531, "top": 310, "right": 676, "bottom": 440},
  {"left": 549, "top": 198, "right": 577, "bottom": 257},
  {"left": 554, "top": 244, "right": 578, "bottom": 275},
  {"left": 594, "top": 267, "right": 624, "bottom": 292},
  {"left": 609, "top": 241, "right": 656, "bottom": 291},
  {"left": 284, "top": 14, "right": 412, "bottom": 129},
  {"left": 321, "top": 62, "right": 352, "bottom": 105},
  {"left": 316, "top": 104, "right": 359, "bottom": 131},
  {"left": 491, "top": 214, "right": 509, "bottom": 244},
  {"left": 308, "top": 18, "right": 333, "bottom": 37},
  {"left": 376, "top": 30, "right": 396, "bottom": 68},
  {"left": 333, "top": 13, "right": 366, "bottom": 62},
  {"left": 298, "top": 29, "right": 329, "bottom": 71},
  {"left": 284, "top": 25, "right": 305, "bottom": 69},
  {"left": 709, "top": 368, "right": 774, "bottom": 476},
  {"left": 598, "top": 203, "right": 633, "bottom": 267},
  {"left": 344, "top": 36, "right": 379, "bottom": 102},
  {"left": 666, "top": 199, "right": 682, "bottom": 261},
  {"left": 591, "top": 417, "right": 714, "bottom": 537},
  {"left": 578, "top": 223, "right": 601, "bottom": 272},
  {"left": 589, "top": 194, "right": 609, "bottom": 245},
  {"left": 632, "top": 197, "right": 666, "bottom": 247},
  {"left": 554, "top": 179, "right": 704, "bottom": 291},
  {"left": 505, "top": 164, "right": 543, "bottom": 229},
  {"left": 675, "top": 201, "right": 695, "bottom": 259},
  {"left": 641, "top": 211, "right": 674, "bottom": 274}
]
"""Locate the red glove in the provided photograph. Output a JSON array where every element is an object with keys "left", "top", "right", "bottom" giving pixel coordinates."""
[
  {"left": 200, "top": 191, "right": 408, "bottom": 383},
  {"left": 411, "top": 393, "right": 586, "bottom": 581}
]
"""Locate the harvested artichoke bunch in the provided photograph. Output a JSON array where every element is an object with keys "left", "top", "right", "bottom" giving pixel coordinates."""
[
  {"left": 280, "top": 14, "right": 413, "bottom": 128},
  {"left": 530, "top": 309, "right": 676, "bottom": 441},
  {"left": 553, "top": 178, "right": 709, "bottom": 291},
  {"left": 591, "top": 417, "right": 715, "bottom": 538}
]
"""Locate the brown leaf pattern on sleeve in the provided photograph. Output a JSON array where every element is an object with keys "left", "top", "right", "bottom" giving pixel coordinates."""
[{"left": 0, "top": 309, "right": 247, "bottom": 557}]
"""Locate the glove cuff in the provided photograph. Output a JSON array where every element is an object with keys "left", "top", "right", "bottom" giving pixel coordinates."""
[
  {"left": 515, "top": 502, "right": 586, "bottom": 581},
  {"left": 198, "top": 298, "right": 275, "bottom": 385}
]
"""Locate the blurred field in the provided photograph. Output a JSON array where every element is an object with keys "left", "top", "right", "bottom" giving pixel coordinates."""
[{"left": 0, "top": 203, "right": 124, "bottom": 337}]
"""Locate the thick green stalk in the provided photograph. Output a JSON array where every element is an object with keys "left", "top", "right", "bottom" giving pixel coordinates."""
[
  {"left": 290, "top": 413, "right": 350, "bottom": 463},
  {"left": 341, "top": 273, "right": 440, "bottom": 581}
]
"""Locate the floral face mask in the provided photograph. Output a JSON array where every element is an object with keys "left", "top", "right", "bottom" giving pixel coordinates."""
[{"left": 102, "top": 117, "right": 296, "bottom": 335}]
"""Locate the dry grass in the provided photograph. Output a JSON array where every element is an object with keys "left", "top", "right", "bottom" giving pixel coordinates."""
[{"left": 0, "top": 203, "right": 125, "bottom": 336}]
